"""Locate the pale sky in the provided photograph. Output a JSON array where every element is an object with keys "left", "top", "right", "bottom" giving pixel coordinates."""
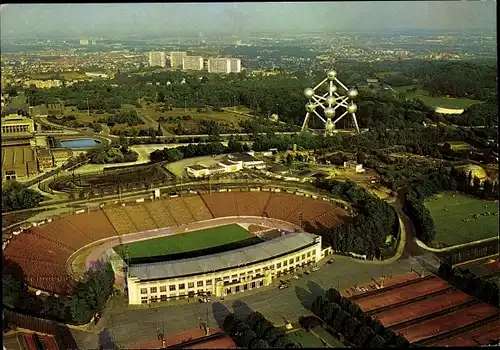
[{"left": 0, "top": 2, "right": 497, "bottom": 38}]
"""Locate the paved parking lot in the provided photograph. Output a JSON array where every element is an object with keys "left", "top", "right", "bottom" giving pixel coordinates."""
[{"left": 73, "top": 256, "right": 422, "bottom": 348}]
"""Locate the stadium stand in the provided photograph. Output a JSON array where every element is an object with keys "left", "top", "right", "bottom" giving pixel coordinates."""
[
  {"left": 104, "top": 207, "right": 137, "bottom": 235},
  {"left": 182, "top": 196, "right": 214, "bottom": 221},
  {"left": 165, "top": 197, "right": 196, "bottom": 225},
  {"left": 235, "top": 192, "right": 270, "bottom": 217},
  {"left": 123, "top": 205, "right": 157, "bottom": 232},
  {"left": 144, "top": 201, "right": 177, "bottom": 228}
]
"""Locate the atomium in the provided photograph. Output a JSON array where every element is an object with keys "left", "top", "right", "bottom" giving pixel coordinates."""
[{"left": 301, "top": 69, "right": 360, "bottom": 135}]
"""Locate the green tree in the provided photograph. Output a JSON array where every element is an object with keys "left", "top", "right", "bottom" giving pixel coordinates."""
[
  {"left": 325, "top": 288, "right": 342, "bottom": 304},
  {"left": 3, "top": 273, "right": 22, "bottom": 308},
  {"left": 2, "top": 181, "right": 44, "bottom": 212},
  {"left": 223, "top": 313, "right": 241, "bottom": 335},
  {"left": 251, "top": 339, "right": 270, "bottom": 348},
  {"left": 368, "top": 334, "right": 386, "bottom": 348},
  {"left": 286, "top": 153, "right": 294, "bottom": 166}
]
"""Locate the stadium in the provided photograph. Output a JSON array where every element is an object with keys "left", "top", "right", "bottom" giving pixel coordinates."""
[{"left": 3, "top": 187, "right": 350, "bottom": 305}]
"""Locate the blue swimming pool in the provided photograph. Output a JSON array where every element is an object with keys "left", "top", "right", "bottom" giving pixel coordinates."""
[{"left": 59, "top": 138, "right": 102, "bottom": 149}]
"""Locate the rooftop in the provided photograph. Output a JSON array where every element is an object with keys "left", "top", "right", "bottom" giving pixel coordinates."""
[
  {"left": 187, "top": 164, "right": 207, "bottom": 171},
  {"left": 2, "top": 146, "right": 36, "bottom": 167},
  {"left": 218, "top": 160, "right": 238, "bottom": 167},
  {"left": 229, "top": 153, "right": 260, "bottom": 163},
  {"left": 129, "top": 231, "right": 318, "bottom": 281}
]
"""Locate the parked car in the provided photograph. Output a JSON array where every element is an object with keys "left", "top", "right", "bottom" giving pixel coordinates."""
[
  {"left": 292, "top": 275, "right": 299, "bottom": 280},
  {"left": 304, "top": 270, "right": 310, "bottom": 275},
  {"left": 279, "top": 284, "right": 289, "bottom": 290},
  {"left": 311, "top": 266, "right": 320, "bottom": 272}
]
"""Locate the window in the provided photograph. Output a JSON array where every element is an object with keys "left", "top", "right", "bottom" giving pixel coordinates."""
[
  {"left": 188, "top": 282, "right": 194, "bottom": 289},
  {"left": 223, "top": 276, "right": 229, "bottom": 280},
  {"left": 206, "top": 280, "right": 212, "bottom": 286},
  {"left": 169, "top": 285, "right": 176, "bottom": 291},
  {"left": 179, "top": 283, "right": 185, "bottom": 290},
  {"left": 215, "top": 278, "right": 222, "bottom": 283},
  {"left": 231, "top": 274, "right": 237, "bottom": 279},
  {"left": 270, "top": 264, "right": 275, "bottom": 269},
  {"left": 255, "top": 269, "right": 261, "bottom": 273},
  {"left": 141, "top": 288, "right": 147, "bottom": 295},
  {"left": 277, "top": 262, "right": 281, "bottom": 268},
  {"left": 263, "top": 266, "right": 269, "bottom": 271},
  {"left": 312, "top": 250, "right": 316, "bottom": 255},
  {"left": 248, "top": 270, "right": 253, "bottom": 275},
  {"left": 307, "top": 252, "right": 311, "bottom": 257},
  {"left": 289, "top": 258, "right": 293, "bottom": 264},
  {"left": 197, "top": 281, "right": 203, "bottom": 287},
  {"left": 302, "top": 254, "right": 306, "bottom": 260},
  {"left": 141, "top": 297, "right": 148, "bottom": 304},
  {"left": 295, "top": 257, "right": 300, "bottom": 262},
  {"left": 283, "top": 260, "right": 288, "bottom": 266},
  {"left": 160, "top": 286, "right": 167, "bottom": 293},
  {"left": 150, "top": 287, "right": 157, "bottom": 294},
  {"left": 160, "top": 295, "right": 167, "bottom": 301}
]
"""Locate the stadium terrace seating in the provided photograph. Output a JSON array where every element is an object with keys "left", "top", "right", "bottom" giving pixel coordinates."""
[
  {"left": 144, "top": 201, "right": 177, "bottom": 228},
  {"left": 287, "top": 198, "right": 335, "bottom": 227},
  {"left": 201, "top": 192, "right": 239, "bottom": 217},
  {"left": 27, "top": 218, "right": 92, "bottom": 251},
  {"left": 182, "top": 196, "right": 214, "bottom": 222},
  {"left": 263, "top": 193, "right": 306, "bottom": 221},
  {"left": 68, "top": 211, "right": 118, "bottom": 242},
  {"left": 104, "top": 207, "right": 137, "bottom": 235},
  {"left": 123, "top": 205, "right": 157, "bottom": 232},
  {"left": 309, "top": 208, "right": 347, "bottom": 229},
  {"left": 22, "top": 229, "right": 75, "bottom": 255},
  {"left": 165, "top": 198, "right": 196, "bottom": 225},
  {"left": 4, "top": 232, "right": 73, "bottom": 264},
  {"left": 235, "top": 192, "right": 271, "bottom": 217}
]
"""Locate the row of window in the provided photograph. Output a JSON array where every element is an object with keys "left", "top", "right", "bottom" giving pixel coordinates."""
[{"left": 139, "top": 249, "right": 317, "bottom": 295}]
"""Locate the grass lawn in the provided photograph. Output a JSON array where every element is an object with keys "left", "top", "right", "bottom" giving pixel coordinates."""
[
  {"left": 393, "top": 85, "right": 481, "bottom": 109},
  {"left": 113, "top": 224, "right": 253, "bottom": 259},
  {"left": 437, "top": 141, "right": 475, "bottom": 151},
  {"left": 425, "top": 192, "right": 499, "bottom": 247},
  {"left": 7, "top": 92, "right": 28, "bottom": 110}
]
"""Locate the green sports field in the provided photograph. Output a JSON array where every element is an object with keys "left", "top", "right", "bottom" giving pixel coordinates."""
[
  {"left": 114, "top": 224, "right": 254, "bottom": 259},
  {"left": 425, "top": 192, "right": 498, "bottom": 247}
]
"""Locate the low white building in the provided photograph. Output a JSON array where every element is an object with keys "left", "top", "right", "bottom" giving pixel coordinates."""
[
  {"left": 126, "top": 231, "right": 326, "bottom": 304},
  {"left": 229, "top": 153, "right": 266, "bottom": 169},
  {"left": 343, "top": 161, "right": 365, "bottom": 173},
  {"left": 186, "top": 164, "right": 211, "bottom": 178},
  {"left": 217, "top": 159, "right": 243, "bottom": 172}
]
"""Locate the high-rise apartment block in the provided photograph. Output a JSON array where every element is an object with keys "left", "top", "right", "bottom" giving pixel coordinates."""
[
  {"left": 229, "top": 58, "right": 241, "bottom": 73},
  {"left": 170, "top": 51, "right": 187, "bottom": 69},
  {"left": 148, "top": 51, "right": 166, "bottom": 67},
  {"left": 208, "top": 58, "right": 230, "bottom": 73},
  {"left": 80, "top": 39, "right": 89, "bottom": 45},
  {"left": 208, "top": 58, "right": 242, "bottom": 73},
  {"left": 182, "top": 56, "right": 204, "bottom": 71}
]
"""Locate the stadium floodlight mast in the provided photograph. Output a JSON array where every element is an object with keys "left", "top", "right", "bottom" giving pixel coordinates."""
[{"left": 302, "top": 69, "right": 360, "bottom": 135}]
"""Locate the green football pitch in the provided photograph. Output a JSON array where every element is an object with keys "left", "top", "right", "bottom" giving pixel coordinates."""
[
  {"left": 425, "top": 192, "right": 498, "bottom": 247},
  {"left": 113, "top": 224, "right": 254, "bottom": 259}
]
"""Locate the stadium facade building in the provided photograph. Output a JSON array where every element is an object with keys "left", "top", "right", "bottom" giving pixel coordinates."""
[{"left": 126, "top": 231, "right": 326, "bottom": 304}]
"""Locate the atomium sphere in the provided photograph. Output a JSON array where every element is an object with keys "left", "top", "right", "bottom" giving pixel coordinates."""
[
  {"left": 304, "top": 88, "right": 315, "bottom": 99},
  {"left": 305, "top": 102, "right": 316, "bottom": 112},
  {"left": 324, "top": 107, "right": 335, "bottom": 118},
  {"left": 348, "top": 103, "right": 358, "bottom": 113},
  {"left": 347, "top": 88, "right": 358, "bottom": 99},
  {"left": 329, "top": 85, "right": 338, "bottom": 94},
  {"left": 326, "top": 96, "right": 335, "bottom": 105},
  {"left": 327, "top": 70, "right": 337, "bottom": 80}
]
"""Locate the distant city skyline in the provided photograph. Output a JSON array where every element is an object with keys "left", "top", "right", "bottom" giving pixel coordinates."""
[{"left": 0, "top": 2, "right": 497, "bottom": 39}]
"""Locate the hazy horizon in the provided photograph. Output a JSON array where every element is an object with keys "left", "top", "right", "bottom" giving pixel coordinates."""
[{"left": 0, "top": 2, "right": 497, "bottom": 39}]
